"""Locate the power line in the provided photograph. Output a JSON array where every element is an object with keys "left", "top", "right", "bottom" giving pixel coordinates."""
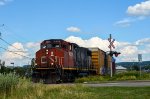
[
  {"left": 0, "top": 46, "right": 32, "bottom": 59},
  {"left": 0, "top": 24, "right": 33, "bottom": 59},
  {"left": 0, "top": 24, "right": 32, "bottom": 54},
  {"left": 2, "top": 24, "right": 30, "bottom": 43},
  {"left": 0, "top": 35, "right": 25, "bottom": 52}
]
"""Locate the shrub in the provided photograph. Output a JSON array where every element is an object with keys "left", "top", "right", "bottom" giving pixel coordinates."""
[{"left": 116, "top": 76, "right": 137, "bottom": 80}]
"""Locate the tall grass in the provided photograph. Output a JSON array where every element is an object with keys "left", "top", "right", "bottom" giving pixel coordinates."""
[
  {"left": 1, "top": 80, "right": 150, "bottom": 99},
  {"left": 111, "top": 71, "right": 150, "bottom": 81},
  {"left": 0, "top": 72, "right": 150, "bottom": 99},
  {"left": 0, "top": 73, "right": 19, "bottom": 96}
]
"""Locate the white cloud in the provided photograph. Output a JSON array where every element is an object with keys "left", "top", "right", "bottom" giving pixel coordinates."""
[
  {"left": 2, "top": 42, "right": 28, "bottom": 59},
  {"left": 1, "top": 42, "right": 30, "bottom": 66},
  {"left": 135, "top": 38, "right": 150, "bottom": 46},
  {"left": 66, "top": 26, "right": 81, "bottom": 32},
  {"left": 65, "top": 36, "right": 110, "bottom": 51},
  {"left": 114, "top": 17, "right": 145, "bottom": 27},
  {"left": 1, "top": 37, "right": 150, "bottom": 65},
  {"left": 65, "top": 36, "right": 150, "bottom": 62},
  {"left": 0, "top": 0, "right": 13, "bottom": 6},
  {"left": 26, "top": 42, "right": 40, "bottom": 48},
  {"left": 114, "top": 18, "right": 132, "bottom": 27},
  {"left": 115, "top": 1, "right": 150, "bottom": 27},
  {"left": 25, "top": 42, "right": 40, "bottom": 57},
  {"left": 127, "top": 0, "right": 150, "bottom": 16},
  {"left": 120, "top": 46, "right": 138, "bottom": 56},
  {"left": 1, "top": 42, "right": 41, "bottom": 66}
]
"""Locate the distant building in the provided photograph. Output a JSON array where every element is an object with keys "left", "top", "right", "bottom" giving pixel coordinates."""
[{"left": 116, "top": 65, "right": 127, "bottom": 73}]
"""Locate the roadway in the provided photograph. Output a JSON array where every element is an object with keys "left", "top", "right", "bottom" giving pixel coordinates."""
[{"left": 82, "top": 81, "right": 150, "bottom": 87}]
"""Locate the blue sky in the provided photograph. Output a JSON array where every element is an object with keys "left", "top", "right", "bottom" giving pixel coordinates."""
[{"left": 0, "top": 0, "right": 150, "bottom": 65}]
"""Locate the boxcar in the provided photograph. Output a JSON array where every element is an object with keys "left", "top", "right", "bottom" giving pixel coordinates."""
[{"left": 89, "top": 48, "right": 110, "bottom": 75}]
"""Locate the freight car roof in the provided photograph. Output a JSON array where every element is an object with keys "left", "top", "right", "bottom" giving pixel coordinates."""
[{"left": 88, "top": 47, "right": 106, "bottom": 53}]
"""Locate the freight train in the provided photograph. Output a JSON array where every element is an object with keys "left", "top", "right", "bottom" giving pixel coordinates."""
[{"left": 31, "top": 39, "right": 115, "bottom": 83}]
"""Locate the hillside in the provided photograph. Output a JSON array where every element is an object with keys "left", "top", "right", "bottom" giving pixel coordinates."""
[{"left": 116, "top": 61, "right": 150, "bottom": 67}]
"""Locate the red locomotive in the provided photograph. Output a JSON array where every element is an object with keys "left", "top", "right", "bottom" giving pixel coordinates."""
[
  {"left": 32, "top": 39, "right": 116, "bottom": 83},
  {"left": 32, "top": 39, "right": 95, "bottom": 83}
]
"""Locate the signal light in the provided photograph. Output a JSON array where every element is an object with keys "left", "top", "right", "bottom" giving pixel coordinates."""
[
  {"left": 114, "top": 52, "right": 121, "bottom": 57},
  {"left": 109, "top": 51, "right": 121, "bottom": 57}
]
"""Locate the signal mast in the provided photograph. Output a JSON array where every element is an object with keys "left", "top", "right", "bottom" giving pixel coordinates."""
[{"left": 108, "top": 34, "right": 120, "bottom": 77}]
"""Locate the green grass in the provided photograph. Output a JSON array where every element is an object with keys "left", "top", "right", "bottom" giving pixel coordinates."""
[
  {"left": 0, "top": 72, "right": 150, "bottom": 99},
  {"left": 0, "top": 73, "right": 19, "bottom": 95},
  {"left": 1, "top": 81, "right": 150, "bottom": 99},
  {"left": 75, "top": 71, "right": 150, "bottom": 83}
]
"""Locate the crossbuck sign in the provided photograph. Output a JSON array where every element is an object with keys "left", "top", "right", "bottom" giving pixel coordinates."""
[{"left": 108, "top": 34, "right": 115, "bottom": 50}]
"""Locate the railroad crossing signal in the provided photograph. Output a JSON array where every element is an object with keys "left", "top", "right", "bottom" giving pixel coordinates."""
[{"left": 108, "top": 34, "right": 115, "bottom": 50}]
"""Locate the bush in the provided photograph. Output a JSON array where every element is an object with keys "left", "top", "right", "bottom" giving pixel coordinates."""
[
  {"left": 116, "top": 76, "right": 137, "bottom": 80},
  {"left": 0, "top": 73, "right": 19, "bottom": 94},
  {"left": 75, "top": 71, "right": 150, "bottom": 83},
  {"left": 113, "top": 71, "right": 150, "bottom": 80}
]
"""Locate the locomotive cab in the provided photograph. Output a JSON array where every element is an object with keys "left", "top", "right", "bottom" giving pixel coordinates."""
[{"left": 35, "top": 39, "right": 72, "bottom": 68}]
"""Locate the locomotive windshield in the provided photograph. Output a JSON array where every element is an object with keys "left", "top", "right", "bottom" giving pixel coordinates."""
[
  {"left": 41, "top": 43, "right": 60, "bottom": 49},
  {"left": 40, "top": 40, "right": 69, "bottom": 50}
]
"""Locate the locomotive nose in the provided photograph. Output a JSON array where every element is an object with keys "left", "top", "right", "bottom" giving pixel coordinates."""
[
  {"left": 46, "top": 49, "right": 54, "bottom": 56},
  {"left": 49, "top": 51, "right": 55, "bottom": 66}
]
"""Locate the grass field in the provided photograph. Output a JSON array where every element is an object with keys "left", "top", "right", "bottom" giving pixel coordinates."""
[
  {"left": 75, "top": 71, "right": 150, "bottom": 83},
  {"left": 0, "top": 73, "right": 150, "bottom": 99},
  {"left": 1, "top": 80, "right": 150, "bottom": 99}
]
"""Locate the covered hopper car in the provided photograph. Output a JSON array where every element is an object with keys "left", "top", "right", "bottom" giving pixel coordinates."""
[{"left": 31, "top": 39, "right": 113, "bottom": 83}]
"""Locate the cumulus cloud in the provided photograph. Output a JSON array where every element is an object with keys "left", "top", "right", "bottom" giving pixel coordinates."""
[
  {"left": 0, "top": 0, "right": 13, "bottom": 6},
  {"left": 65, "top": 36, "right": 110, "bottom": 51},
  {"left": 127, "top": 0, "right": 150, "bottom": 16},
  {"left": 2, "top": 42, "right": 28, "bottom": 59},
  {"left": 114, "top": 16, "right": 146, "bottom": 27},
  {"left": 114, "top": 18, "right": 132, "bottom": 27},
  {"left": 115, "top": 1, "right": 150, "bottom": 27},
  {"left": 65, "top": 36, "right": 150, "bottom": 62},
  {"left": 25, "top": 42, "right": 40, "bottom": 52},
  {"left": 1, "top": 41, "right": 40, "bottom": 66},
  {"left": 66, "top": 26, "right": 81, "bottom": 32},
  {"left": 135, "top": 38, "right": 150, "bottom": 46},
  {"left": 1, "top": 42, "right": 29, "bottom": 66},
  {"left": 1, "top": 37, "right": 150, "bottom": 65}
]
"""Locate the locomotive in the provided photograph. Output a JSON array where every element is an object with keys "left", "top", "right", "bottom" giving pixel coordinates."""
[{"left": 32, "top": 39, "right": 114, "bottom": 83}]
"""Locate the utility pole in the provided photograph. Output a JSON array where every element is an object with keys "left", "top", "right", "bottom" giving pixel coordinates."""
[
  {"left": 138, "top": 54, "right": 142, "bottom": 77},
  {"left": 108, "top": 34, "right": 115, "bottom": 77}
]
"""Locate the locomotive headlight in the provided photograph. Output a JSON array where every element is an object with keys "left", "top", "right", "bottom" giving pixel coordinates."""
[
  {"left": 51, "top": 63, "right": 54, "bottom": 65},
  {"left": 51, "top": 51, "right": 54, "bottom": 56},
  {"left": 46, "top": 49, "right": 48, "bottom": 55}
]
